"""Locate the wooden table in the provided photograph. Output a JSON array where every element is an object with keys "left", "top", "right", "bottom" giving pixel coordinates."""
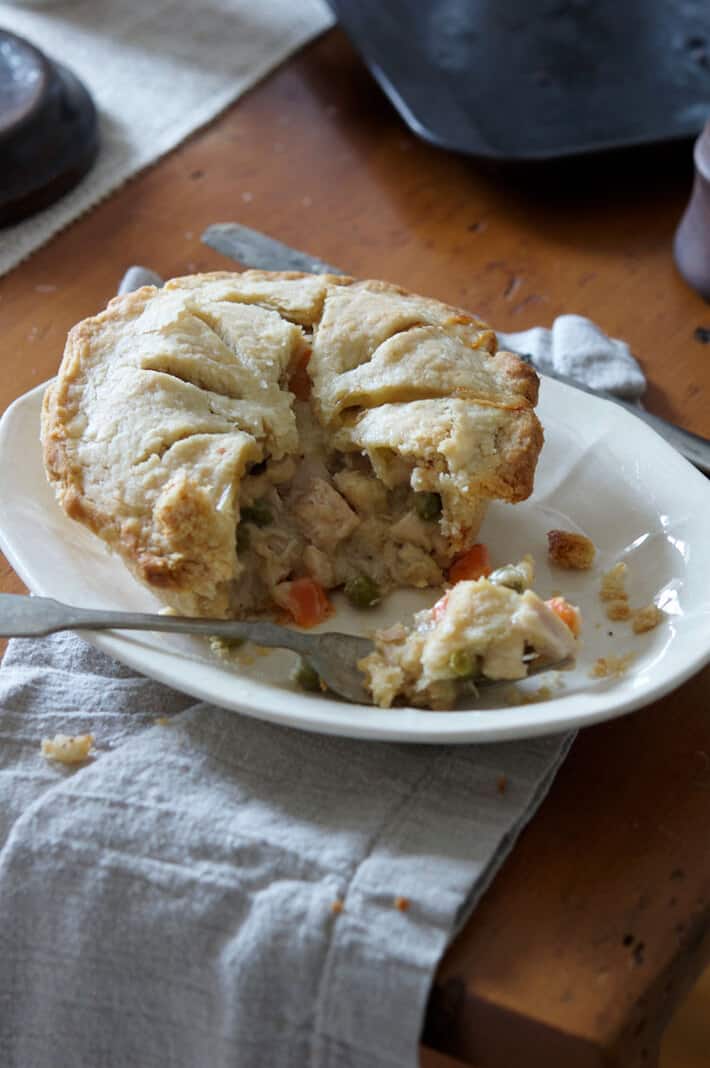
[{"left": 1, "top": 28, "right": 709, "bottom": 1068}]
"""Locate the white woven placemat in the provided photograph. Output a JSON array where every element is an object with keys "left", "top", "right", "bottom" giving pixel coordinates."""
[{"left": 0, "top": 0, "right": 334, "bottom": 278}]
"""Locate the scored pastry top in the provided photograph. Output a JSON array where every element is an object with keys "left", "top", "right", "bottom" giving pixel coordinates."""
[{"left": 41, "top": 270, "right": 543, "bottom": 617}]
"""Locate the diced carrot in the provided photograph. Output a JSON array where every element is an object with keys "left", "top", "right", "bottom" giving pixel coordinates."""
[
  {"left": 288, "top": 348, "right": 312, "bottom": 401},
  {"left": 283, "top": 577, "right": 332, "bottom": 628},
  {"left": 447, "top": 544, "right": 492, "bottom": 584},
  {"left": 546, "top": 596, "right": 581, "bottom": 638}
]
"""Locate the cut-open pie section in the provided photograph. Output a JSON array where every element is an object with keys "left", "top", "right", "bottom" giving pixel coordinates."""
[
  {"left": 42, "top": 271, "right": 544, "bottom": 623},
  {"left": 360, "top": 564, "right": 581, "bottom": 709}
]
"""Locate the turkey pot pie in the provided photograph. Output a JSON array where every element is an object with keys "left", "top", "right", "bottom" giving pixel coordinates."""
[{"left": 42, "top": 270, "right": 543, "bottom": 622}]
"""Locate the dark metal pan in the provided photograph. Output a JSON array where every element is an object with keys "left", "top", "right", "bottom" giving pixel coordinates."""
[{"left": 327, "top": 0, "right": 710, "bottom": 163}]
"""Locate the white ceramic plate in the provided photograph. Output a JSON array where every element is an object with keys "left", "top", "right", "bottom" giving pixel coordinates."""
[{"left": 0, "top": 380, "right": 708, "bottom": 743}]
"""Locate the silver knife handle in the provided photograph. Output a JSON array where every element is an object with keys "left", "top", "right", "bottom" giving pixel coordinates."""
[{"left": 202, "top": 223, "right": 343, "bottom": 276}]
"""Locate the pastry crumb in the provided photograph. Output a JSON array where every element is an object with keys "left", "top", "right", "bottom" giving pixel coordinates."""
[
  {"left": 606, "top": 599, "right": 632, "bottom": 621},
  {"left": 600, "top": 562, "right": 629, "bottom": 602},
  {"left": 155, "top": 716, "right": 171, "bottom": 726},
  {"left": 394, "top": 896, "right": 410, "bottom": 912},
  {"left": 632, "top": 604, "right": 664, "bottom": 634},
  {"left": 331, "top": 899, "right": 344, "bottom": 915},
  {"left": 547, "top": 529, "right": 596, "bottom": 570},
  {"left": 41, "top": 733, "right": 94, "bottom": 764},
  {"left": 589, "top": 653, "right": 635, "bottom": 679}
]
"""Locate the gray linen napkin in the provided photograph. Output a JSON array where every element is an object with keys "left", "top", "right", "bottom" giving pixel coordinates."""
[
  {"left": 0, "top": 272, "right": 638, "bottom": 1068},
  {"left": 0, "top": 633, "right": 573, "bottom": 1068}
]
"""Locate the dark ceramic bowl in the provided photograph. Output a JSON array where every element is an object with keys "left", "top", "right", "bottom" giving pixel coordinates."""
[{"left": 0, "top": 29, "right": 99, "bottom": 227}]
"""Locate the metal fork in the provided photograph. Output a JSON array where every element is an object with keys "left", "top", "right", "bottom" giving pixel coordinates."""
[
  {"left": 0, "top": 594, "right": 375, "bottom": 704},
  {"left": 0, "top": 594, "right": 569, "bottom": 706}
]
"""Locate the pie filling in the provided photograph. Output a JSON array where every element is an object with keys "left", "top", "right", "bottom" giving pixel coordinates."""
[
  {"left": 230, "top": 399, "right": 487, "bottom": 619},
  {"left": 359, "top": 563, "right": 581, "bottom": 709}
]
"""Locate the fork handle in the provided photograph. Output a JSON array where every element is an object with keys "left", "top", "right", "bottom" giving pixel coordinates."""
[{"left": 0, "top": 594, "right": 315, "bottom": 655}]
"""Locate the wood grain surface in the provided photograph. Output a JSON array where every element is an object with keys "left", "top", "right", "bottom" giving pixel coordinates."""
[{"left": 0, "top": 28, "right": 708, "bottom": 1068}]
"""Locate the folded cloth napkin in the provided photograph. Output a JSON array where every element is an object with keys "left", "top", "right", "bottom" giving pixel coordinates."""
[
  {"left": 0, "top": 272, "right": 636, "bottom": 1068},
  {"left": 498, "top": 316, "right": 646, "bottom": 401},
  {"left": 0, "top": 633, "right": 573, "bottom": 1068}
]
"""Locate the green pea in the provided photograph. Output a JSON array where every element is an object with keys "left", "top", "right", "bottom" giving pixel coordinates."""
[
  {"left": 488, "top": 565, "right": 526, "bottom": 593},
  {"left": 236, "top": 525, "right": 250, "bottom": 553},
  {"left": 293, "top": 657, "right": 322, "bottom": 693},
  {"left": 240, "top": 499, "right": 273, "bottom": 527},
  {"left": 344, "top": 575, "right": 381, "bottom": 609},
  {"left": 414, "top": 492, "right": 442, "bottom": 521},
  {"left": 449, "top": 649, "right": 475, "bottom": 677}
]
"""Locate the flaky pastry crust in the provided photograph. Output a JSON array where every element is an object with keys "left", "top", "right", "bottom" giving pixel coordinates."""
[{"left": 42, "top": 271, "right": 543, "bottom": 617}]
